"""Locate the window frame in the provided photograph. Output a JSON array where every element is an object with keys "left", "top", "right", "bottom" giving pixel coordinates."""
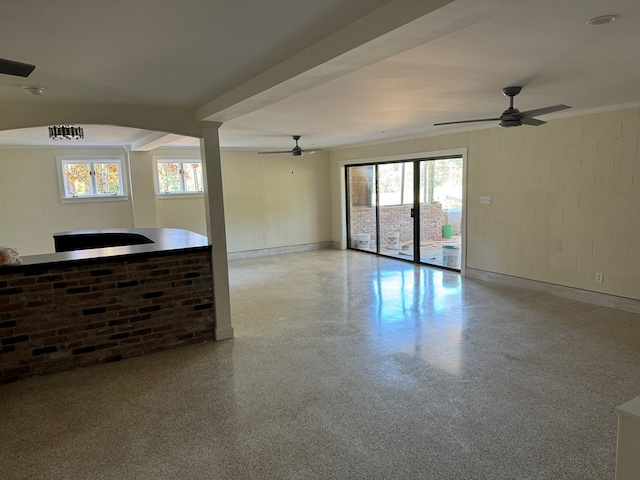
[
  {"left": 153, "top": 157, "right": 205, "bottom": 198},
  {"left": 56, "top": 155, "right": 128, "bottom": 203}
]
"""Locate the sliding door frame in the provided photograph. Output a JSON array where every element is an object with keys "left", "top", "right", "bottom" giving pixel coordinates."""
[{"left": 344, "top": 148, "right": 466, "bottom": 274}]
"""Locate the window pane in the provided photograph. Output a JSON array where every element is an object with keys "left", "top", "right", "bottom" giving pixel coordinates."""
[
  {"left": 157, "top": 162, "right": 181, "bottom": 193},
  {"left": 94, "top": 162, "right": 121, "bottom": 195},
  {"left": 379, "top": 162, "right": 413, "bottom": 261},
  {"left": 347, "top": 165, "right": 377, "bottom": 252},
  {"left": 379, "top": 162, "right": 413, "bottom": 206},
  {"left": 63, "top": 163, "right": 91, "bottom": 197},
  {"left": 182, "top": 162, "right": 203, "bottom": 192}
]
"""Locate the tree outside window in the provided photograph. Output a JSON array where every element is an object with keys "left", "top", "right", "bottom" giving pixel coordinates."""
[
  {"left": 156, "top": 159, "right": 203, "bottom": 195},
  {"left": 60, "top": 159, "right": 124, "bottom": 198}
]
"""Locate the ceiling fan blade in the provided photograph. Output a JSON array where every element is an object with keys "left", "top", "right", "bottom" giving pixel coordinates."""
[
  {"left": 521, "top": 117, "right": 546, "bottom": 126},
  {"left": 434, "top": 117, "right": 501, "bottom": 126},
  {"left": 0, "top": 57, "right": 35, "bottom": 77},
  {"left": 520, "top": 104, "right": 571, "bottom": 118},
  {"left": 259, "top": 136, "right": 321, "bottom": 156}
]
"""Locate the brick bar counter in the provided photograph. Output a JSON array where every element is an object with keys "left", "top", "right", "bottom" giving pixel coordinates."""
[{"left": 0, "top": 228, "right": 215, "bottom": 383}]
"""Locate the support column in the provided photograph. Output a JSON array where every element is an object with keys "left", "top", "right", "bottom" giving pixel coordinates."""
[{"left": 200, "top": 122, "right": 234, "bottom": 340}]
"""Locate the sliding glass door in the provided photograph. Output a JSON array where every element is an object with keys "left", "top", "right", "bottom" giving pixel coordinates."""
[
  {"left": 347, "top": 165, "right": 376, "bottom": 252},
  {"left": 346, "top": 156, "right": 463, "bottom": 271},
  {"left": 418, "top": 158, "right": 463, "bottom": 269},
  {"left": 378, "top": 162, "right": 414, "bottom": 261}
]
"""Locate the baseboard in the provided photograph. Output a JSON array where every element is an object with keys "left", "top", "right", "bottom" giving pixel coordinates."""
[
  {"left": 227, "top": 242, "right": 333, "bottom": 260},
  {"left": 466, "top": 268, "right": 640, "bottom": 314},
  {"left": 214, "top": 325, "right": 235, "bottom": 340}
]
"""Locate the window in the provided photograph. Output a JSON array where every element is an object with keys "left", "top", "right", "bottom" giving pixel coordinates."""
[
  {"left": 57, "top": 156, "right": 127, "bottom": 201},
  {"left": 155, "top": 158, "right": 204, "bottom": 195}
]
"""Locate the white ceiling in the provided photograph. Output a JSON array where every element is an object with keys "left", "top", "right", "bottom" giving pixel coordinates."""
[{"left": 1, "top": 0, "right": 639, "bottom": 151}]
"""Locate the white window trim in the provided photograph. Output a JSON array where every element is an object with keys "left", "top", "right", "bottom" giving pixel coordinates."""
[
  {"left": 153, "top": 157, "right": 205, "bottom": 198},
  {"left": 56, "top": 155, "right": 129, "bottom": 203}
]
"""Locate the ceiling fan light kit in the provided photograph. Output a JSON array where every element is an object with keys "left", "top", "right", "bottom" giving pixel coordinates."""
[{"left": 434, "top": 86, "right": 570, "bottom": 129}]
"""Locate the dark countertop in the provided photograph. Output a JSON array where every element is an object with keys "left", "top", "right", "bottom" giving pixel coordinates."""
[{"left": 12, "top": 228, "right": 209, "bottom": 267}]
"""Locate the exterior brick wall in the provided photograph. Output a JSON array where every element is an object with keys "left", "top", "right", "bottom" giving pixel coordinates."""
[
  {"left": 0, "top": 248, "right": 214, "bottom": 383},
  {"left": 349, "top": 203, "right": 448, "bottom": 247}
]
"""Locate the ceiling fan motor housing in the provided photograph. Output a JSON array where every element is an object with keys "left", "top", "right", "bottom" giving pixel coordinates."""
[
  {"left": 502, "top": 86, "right": 522, "bottom": 97},
  {"left": 500, "top": 107, "right": 522, "bottom": 127},
  {"left": 292, "top": 135, "right": 302, "bottom": 155},
  {"left": 500, "top": 88, "right": 523, "bottom": 127},
  {"left": 500, "top": 118, "right": 522, "bottom": 127}
]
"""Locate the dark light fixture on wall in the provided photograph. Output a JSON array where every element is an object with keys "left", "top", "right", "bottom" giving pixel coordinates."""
[{"left": 49, "top": 125, "right": 84, "bottom": 140}]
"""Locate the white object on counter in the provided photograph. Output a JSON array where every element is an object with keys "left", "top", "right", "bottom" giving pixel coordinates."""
[{"left": 0, "top": 246, "right": 22, "bottom": 266}]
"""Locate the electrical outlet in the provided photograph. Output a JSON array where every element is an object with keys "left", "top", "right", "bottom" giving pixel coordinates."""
[
  {"left": 479, "top": 196, "right": 492, "bottom": 205},
  {"left": 595, "top": 272, "right": 604, "bottom": 283}
]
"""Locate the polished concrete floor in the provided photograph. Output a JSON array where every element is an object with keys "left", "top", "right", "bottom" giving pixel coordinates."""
[
  {"left": 358, "top": 235, "right": 462, "bottom": 269},
  {"left": 2, "top": 250, "right": 640, "bottom": 479}
]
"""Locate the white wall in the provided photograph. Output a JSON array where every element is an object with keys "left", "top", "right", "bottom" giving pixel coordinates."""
[
  {"left": 149, "top": 148, "right": 208, "bottom": 237},
  {"left": 146, "top": 148, "right": 333, "bottom": 252},
  {"left": 4, "top": 108, "right": 640, "bottom": 301},
  {"left": 129, "top": 151, "right": 157, "bottom": 228},
  {"left": 222, "top": 150, "right": 332, "bottom": 253},
  {"left": 0, "top": 145, "right": 332, "bottom": 257},
  {"left": 331, "top": 107, "right": 640, "bottom": 300},
  {"left": 0, "top": 147, "right": 134, "bottom": 255}
]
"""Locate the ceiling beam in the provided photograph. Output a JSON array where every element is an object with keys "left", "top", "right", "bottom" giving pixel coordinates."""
[
  {"left": 131, "top": 132, "right": 186, "bottom": 151},
  {"left": 196, "top": 0, "right": 453, "bottom": 123}
]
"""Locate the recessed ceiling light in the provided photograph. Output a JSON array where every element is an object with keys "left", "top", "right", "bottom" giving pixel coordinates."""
[
  {"left": 23, "top": 86, "right": 44, "bottom": 96},
  {"left": 586, "top": 14, "right": 618, "bottom": 26}
]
